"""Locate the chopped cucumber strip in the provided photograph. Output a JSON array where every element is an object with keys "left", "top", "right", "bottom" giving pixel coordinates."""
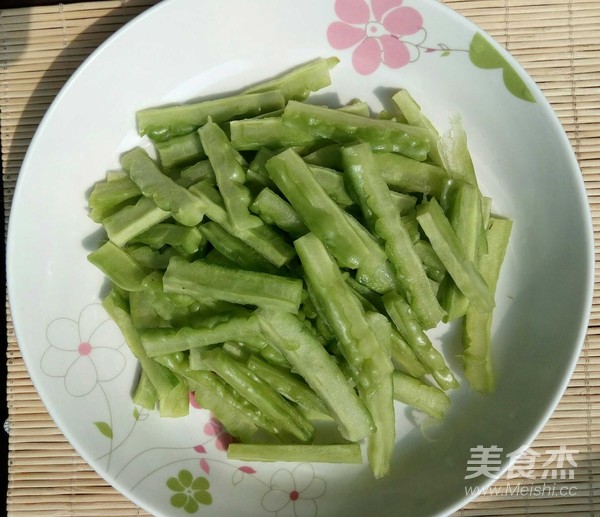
[
  {"left": 282, "top": 100, "right": 430, "bottom": 161},
  {"left": 137, "top": 90, "right": 286, "bottom": 141},
  {"left": 416, "top": 198, "right": 494, "bottom": 314},
  {"left": 86, "top": 61, "right": 512, "bottom": 475},
  {"left": 227, "top": 443, "right": 362, "bottom": 464},
  {"left": 122, "top": 147, "right": 205, "bottom": 227},
  {"left": 392, "top": 371, "right": 450, "bottom": 419},
  {"left": 463, "top": 217, "right": 512, "bottom": 392},
  {"left": 162, "top": 257, "right": 303, "bottom": 313}
]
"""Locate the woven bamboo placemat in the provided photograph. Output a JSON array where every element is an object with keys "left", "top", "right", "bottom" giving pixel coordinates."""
[{"left": 2, "top": 0, "right": 599, "bottom": 515}]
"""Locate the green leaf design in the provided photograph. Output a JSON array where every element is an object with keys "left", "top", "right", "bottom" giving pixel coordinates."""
[
  {"left": 167, "top": 470, "right": 212, "bottom": 512},
  {"left": 503, "top": 65, "right": 536, "bottom": 103},
  {"left": 191, "top": 477, "right": 210, "bottom": 491},
  {"left": 167, "top": 476, "right": 184, "bottom": 492},
  {"left": 93, "top": 421, "right": 113, "bottom": 439},
  {"left": 194, "top": 490, "right": 213, "bottom": 505},
  {"left": 184, "top": 498, "right": 199, "bottom": 514},
  {"left": 469, "top": 33, "right": 536, "bottom": 103},
  {"left": 133, "top": 407, "right": 140, "bottom": 420},
  {"left": 469, "top": 33, "right": 505, "bottom": 69},
  {"left": 441, "top": 51, "right": 450, "bottom": 57},
  {"left": 171, "top": 493, "right": 187, "bottom": 508},
  {"left": 178, "top": 469, "right": 193, "bottom": 488}
]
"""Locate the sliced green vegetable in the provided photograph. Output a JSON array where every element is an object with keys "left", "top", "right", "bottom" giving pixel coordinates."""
[
  {"left": 199, "top": 120, "right": 262, "bottom": 230},
  {"left": 360, "top": 372, "right": 394, "bottom": 478},
  {"left": 162, "top": 257, "right": 302, "bottom": 313},
  {"left": 192, "top": 370, "right": 262, "bottom": 441},
  {"left": 247, "top": 355, "right": 329, "bottom": 415},
  {"left": 249, "top": 188, "right": 308, "bottom": 237},
  {"left": 103, "top": 196, "right": 170, "bottom": 247},
  {"left": 339, "top": 100, "right": 371, "bottom": 117},
  {"left": 392, "top": 371, "right": 450, "bottom": 419},
  {"left": 201, "top": 347, "right": 314, "bottom": 442},
  {"left": 132, "top": 370, "right": 158, "bottom": 410},
  {"left": 258, "top": 308, "right": 373, "bottom": 442},
  {"left": 125, "top": 244, "right": 181, "bottom": 270},
  {"left": 373, "top": 152, "right": 450, "bottom": 199},
  {"left": 188, "top": 181, "right": 296, "bottom": 267},
  {"left": 360, "top": 312, "right": 396, "bottom": 478},
  {"left": 438, "top": 115, "right": 477, "bottom": 186},
  {"left": 282, "top": 100, "right": 431, "bottom": 161},
  {"left": 308, "top": 165, "right": 355, "bottom": 207},
  {"left": 102, "top": 289, "right": 179, "bottom": 398},
  {"left": 392, "top": 89, "right": 443, "bottom": 166},
  {"left": 389, "top": 329, "right": 428, "bottom": 379},
  {"left": 199, "top": 221, "right": 280, "bottom": 273},
  {"left": 227, "top": 443, "right": 362, "bottom": 463},
  {"left": 155, "top": 132, "right": 205, "bottom": 169},
  {"left": 342, "top": 142, "right": 445, "bottom": 329},
  {"left": 243, "top": 57, "right": 339, "bottom": 101},
  {"left": 85, "top": 62, "right": 514, "bottom": 475},
  {"left": 414, "top": 240, "right": 446, "bottom": 283},
  {"left": 230, "top": 116, "right": 318, "bottom": 151},
  {"left": 88, "top": 241, "right": 149, "bottom": 291},
  {"left": 129, "top": 223, "right": 204, "bottom": 255},
  {"left": 244, "top": 154, "right": 275, "bottom": 193},
  {"left": 391, "top": 191, "right": 418, "bottom": 216},
  {"left": 137, "top": 90, "right": 286, "bottom": 141},
  {"left": 230, "top": 98, "right": 371, "bottom": 152},
  {"left": 302, "top": 142, "right": 343, "bottom": 170},
  {"left": 383, "top": 292, "right": 459, "bottom": 391},
  {"left": 344, "top": 274, "right": 385, "bottom": 314},
  {"left": 159, "top": 379, "right": 189, "bottom": 418},
  {"left": 295, "top": 233, "right": 394, "bottom": 383},
  {"left": 416, "top": 198, "right": 494, "bottom": 313},
  {"left": 140, "top": 310, "right": 264, "bottom": 357},
  {"left": 129, "top": 288, "right": 167, "bottom": 329},
  {"left": 178, "top": 160, "right": 216, "bottom": 188},
  {"left": 122, "top": 147, "right": 205, "bottom": 226},
  {"left": 88, "top": 175, "right": 141, "bottom": 222},
  {"left": 129, "top": 271, "right": 197, "bottom": 327},
  {"left": 463, "top": 217, "right": 512, "bottom": 392},
  {"left": 438, "top": 182, "right": 485, "bottom": 320},
  {"left": 266, "top": 148, "right": 393, "bottom": 292}
]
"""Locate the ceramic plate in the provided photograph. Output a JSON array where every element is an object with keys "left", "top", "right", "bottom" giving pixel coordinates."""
[{"left": 7, "top": 0, "right": 594, "bottom": 516}]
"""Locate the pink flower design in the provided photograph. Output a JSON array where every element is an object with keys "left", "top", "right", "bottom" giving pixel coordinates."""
[
  {"left": 262, "top": 463, "right": 326, "bottom": 517},
  {"left": 204, "top": 416, "right": 234, "bottom": 451},
  {"left": 232, "top": 465, "right": 257, "bottom": 486},
  {"left": 189, "top": 391, "right": 201, "bottom": 409},
  {"left": 327, "top": 0, "right": 425, "bottom": 74},
  {"left": 41, "top": 304, "right": 126, "bottom": 397}
]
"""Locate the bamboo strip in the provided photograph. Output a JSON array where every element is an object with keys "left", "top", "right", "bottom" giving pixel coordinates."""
[{"left": 3, "top": 0, "right": 599, "bottom": 516}]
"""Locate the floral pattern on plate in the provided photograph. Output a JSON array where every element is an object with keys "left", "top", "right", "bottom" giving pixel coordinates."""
[
  {"left": 327, "top": 0, "right": 535, "bottom": 101},
  {"left": 40, "top": 306, "right": 329, "bottom": 515}
]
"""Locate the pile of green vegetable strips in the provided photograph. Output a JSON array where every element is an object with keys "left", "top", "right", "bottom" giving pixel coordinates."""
[{"left": 87, "top": 57, "right": 512, "bottom": 478}]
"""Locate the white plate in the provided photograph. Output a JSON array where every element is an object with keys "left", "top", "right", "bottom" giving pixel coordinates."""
[{"left": 7, "top": 0, "right": 594, "bottom": 516}]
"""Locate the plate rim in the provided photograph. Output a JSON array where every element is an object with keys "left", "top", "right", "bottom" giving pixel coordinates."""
[{"left": 6, "top": 0, "right": 595, "bottom": 515}]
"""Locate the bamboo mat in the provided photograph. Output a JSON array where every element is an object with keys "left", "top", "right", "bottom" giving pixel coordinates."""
[{"left": 2, "top": 0, "right": 599, "bottom": 515}]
